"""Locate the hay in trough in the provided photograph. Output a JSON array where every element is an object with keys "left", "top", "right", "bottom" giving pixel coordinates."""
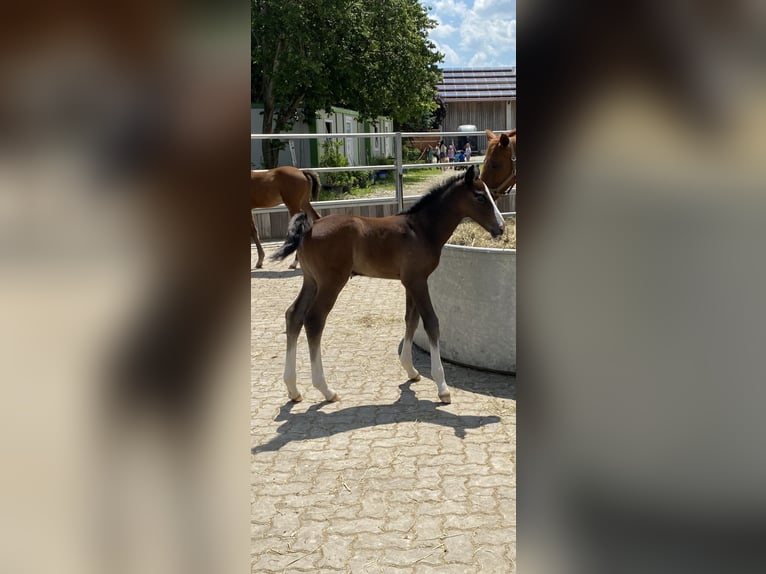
[{"left": 447, "top": 215, "right": 516, "bottom": 249}]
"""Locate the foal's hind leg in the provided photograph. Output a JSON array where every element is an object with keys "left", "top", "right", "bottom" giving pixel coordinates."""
[
  {"left": 303, "top": 280, "right": 348, "bottom": 402},
  {"left": 283, "top": 278, "right": 318, "bottom": 402},
  {"left": 251, "top": 215, "right": 265, "bottom": 269},
  {"left": 288, "top": 253, "right": 300, "bottom": 270},
  {"left": 399, "top": 291, "right": 421, "bottom": 381}
]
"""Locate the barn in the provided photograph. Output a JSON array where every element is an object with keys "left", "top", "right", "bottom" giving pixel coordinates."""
[{"left": 436, "top": 67, "right": 516, "bottom": 154}]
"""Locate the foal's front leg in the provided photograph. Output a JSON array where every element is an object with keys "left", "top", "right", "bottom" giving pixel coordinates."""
[
  {"left": 399, "top": 291, "right": 421, "bottom": 381},
  {"left": 405, "top": 279, "right": 450, "bottom": 404}
]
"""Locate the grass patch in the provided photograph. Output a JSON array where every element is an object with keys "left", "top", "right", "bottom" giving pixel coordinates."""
[
  {"left": 317, "top": 186, "right": 379, "bottom": 201},
  {"left": 448, "top": 215, "right": 516, "bottom": 249},
  {"left": 316, "top": 167, "right": 446, "bottom": 201}
]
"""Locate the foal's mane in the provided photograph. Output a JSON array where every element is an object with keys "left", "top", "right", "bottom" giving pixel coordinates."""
[{"left": 399, "top": 172, "right": 467, "bottom": 215}]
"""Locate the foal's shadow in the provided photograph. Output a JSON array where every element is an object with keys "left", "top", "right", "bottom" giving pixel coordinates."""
[
  {"left": 405, "top": 340, "right": 516, "bottom": 400},
  {"left": 252, "top": 381, "right": 501, "bottom": 453},
  {"left": 250, "top": 268, "right": 303, "bottom": 279}
]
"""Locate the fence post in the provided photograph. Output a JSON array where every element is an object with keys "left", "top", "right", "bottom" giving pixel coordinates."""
[{"left": 394, "top": 132, "right": 404, "bottom": 212}]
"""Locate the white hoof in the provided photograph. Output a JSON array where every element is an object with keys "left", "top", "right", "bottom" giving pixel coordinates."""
[
  {"left": 290, "top": 393, "right": 303, "bottom": 403},
  {"left": 438, "top": 392, "right": 451, "bottom": 404},
  {"left": 327, "top": 392, "right": 340, "bottom": 403}
]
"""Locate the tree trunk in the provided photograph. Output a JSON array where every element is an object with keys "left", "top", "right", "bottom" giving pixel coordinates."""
[{"left": 261, "top": 99, "right": 279, "bottom": 169}]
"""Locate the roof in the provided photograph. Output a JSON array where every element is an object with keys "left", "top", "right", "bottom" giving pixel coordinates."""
[{"left": 436, "top": 67, "right": 516, "bottom": 101}]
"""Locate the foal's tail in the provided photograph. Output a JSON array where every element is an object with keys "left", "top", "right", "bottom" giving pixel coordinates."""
[
  {"left": 305, "top": 171, "right": 320, "bottom": 201},
  {"left": 271, "top": 212, "right": 312, "bottom": 261}
]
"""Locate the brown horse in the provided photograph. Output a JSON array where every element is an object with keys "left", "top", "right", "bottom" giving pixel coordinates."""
[
  {"left": 271, "top": 165, "right": 505, "bottom": 404},
  {"left": 251, "top": 166, "right": 321, "bottom": 269},
  {"left": 481, "top": 129, "right": 517, "bottom": 198}
]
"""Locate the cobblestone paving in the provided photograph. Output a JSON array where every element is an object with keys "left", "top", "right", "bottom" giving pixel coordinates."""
[{"left": 252, "top": 243, "right": 516, "bottom": 573}]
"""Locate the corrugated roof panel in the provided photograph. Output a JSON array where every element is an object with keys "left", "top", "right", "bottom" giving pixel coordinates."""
[{"left": 437, "top": 67, "right": 516, "bottom": 101}]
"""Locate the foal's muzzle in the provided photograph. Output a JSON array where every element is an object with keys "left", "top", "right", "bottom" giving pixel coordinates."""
[{"left": 491, "top": 223, "right": 505, "bottom": 238}]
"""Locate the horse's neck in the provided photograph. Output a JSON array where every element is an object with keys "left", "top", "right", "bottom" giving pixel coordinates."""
[{"left": 409, "top": 199, "right": 465, "bottom": 248}]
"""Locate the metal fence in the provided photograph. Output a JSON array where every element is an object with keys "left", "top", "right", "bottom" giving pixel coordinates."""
[{"left": 251, "top": 130, "right": 506, "bottom": 213}]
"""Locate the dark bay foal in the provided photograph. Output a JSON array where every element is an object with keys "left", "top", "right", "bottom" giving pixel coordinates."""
[{"left": 272, "top": 165, "right": 505, "bottom": 404}]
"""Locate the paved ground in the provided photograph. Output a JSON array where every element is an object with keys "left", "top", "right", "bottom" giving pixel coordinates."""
[{"left": 252, "top": 243, "right": 516, "bottom": 573}]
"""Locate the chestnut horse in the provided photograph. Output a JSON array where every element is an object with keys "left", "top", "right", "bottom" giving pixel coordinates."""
[
  {"left": 481, "top": 129, "right": 517, "bottom": 199},
  {"left": 271, "top": 165, "right": 505, "bottom": 404},
  {"left": 251, "top": 166, "right": 321, "bottom": 269}
]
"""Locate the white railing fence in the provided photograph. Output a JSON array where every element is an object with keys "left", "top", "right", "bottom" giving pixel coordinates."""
[{"left": 251, "top": 130, "right": 508, "bottom": 213}]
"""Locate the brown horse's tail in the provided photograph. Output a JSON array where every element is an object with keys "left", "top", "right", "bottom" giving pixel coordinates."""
[
  {"left": 305, "top": 171, "right": 320, "bottom": 202},
  {"left": 271, "top": 212, "right": 312, "bottom": 262}
]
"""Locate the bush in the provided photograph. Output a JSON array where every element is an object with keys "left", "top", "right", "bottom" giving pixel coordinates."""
[
  {"left": 352, "top": 170, "right": 372, "bottom": 188},
  {"left": 319, "top": 140, "right": 354, "bottom": 191},
  {"left": 371, "top": 155, "right": 395, "bottom": 166},
  {"left": 402, "top": 144, "right": 422, "bottom": 162}
]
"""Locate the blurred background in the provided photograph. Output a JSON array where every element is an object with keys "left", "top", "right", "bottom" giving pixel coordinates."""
[
  {"left": 0, "top": 1, "right": 250, "bottom": 573},
  {"left": 518, "top": 0, "right": 766, "bottom": 572}
]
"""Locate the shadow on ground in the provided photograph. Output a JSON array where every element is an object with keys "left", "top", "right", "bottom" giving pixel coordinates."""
[
  {"left": 252, "top": 381, "right": 501, "bottom": 453},
  {"left": 407, "top": 343, "right": 516, "bottom": 401},
  {"left": 250, "top": 268, "right": 303, "bottom": 279}
]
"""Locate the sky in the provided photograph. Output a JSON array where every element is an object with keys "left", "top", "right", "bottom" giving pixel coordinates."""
[{"left": 420, "top": 0, "right": 516, "bottom": 68}]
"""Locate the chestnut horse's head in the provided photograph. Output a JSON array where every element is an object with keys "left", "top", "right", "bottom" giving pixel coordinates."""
[
  {"left": 456, "top": 165, "right": 506, "bottom": 238},
  {"left": 481, "top": 129, "right": 516, "bottom": 198}
]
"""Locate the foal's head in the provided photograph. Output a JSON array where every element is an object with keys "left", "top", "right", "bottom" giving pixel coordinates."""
[
  {"left": 453, "top": 164, "right": 506, "bottom": 238},
  {"left": 481, "top": 129, "right": 516, "bottom": 196}
]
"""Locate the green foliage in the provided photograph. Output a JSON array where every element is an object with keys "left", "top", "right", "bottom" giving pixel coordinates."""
[
  {"left": 319, "top": 139, "right": 373, "bottom": 192},
  {"left": 253, "top": 0, "right": 444, "bottom": 167},
  {"left": 371, "top": 155, "right": 395, "bottom": 166},
  {"left": 319, "top": 139, "right": 356, "bottom": 191},
  {"left": 353, "top": 170, "right": 372, "bottom": 188},
  {"left": 402, "top": 144, "right": 422, "bottom": 162}
]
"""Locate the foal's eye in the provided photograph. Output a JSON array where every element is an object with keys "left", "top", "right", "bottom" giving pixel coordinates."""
[{"left": 475, "top": 194, "right": 486, "bottom": 204}]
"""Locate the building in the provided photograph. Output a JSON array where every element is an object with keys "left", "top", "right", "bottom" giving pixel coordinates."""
[
  {"left": 436, "top": 67, "right": 516, "bottom": 153},
  {"left": 251, "top": 105, "right": 393, "bottom": 169}
]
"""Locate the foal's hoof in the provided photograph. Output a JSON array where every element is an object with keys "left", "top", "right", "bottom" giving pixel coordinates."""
[
  {"left": 290, "top": 393, "right": 303, "bottom": 403},
  {"left": 327, "top": 393, "right": 340, "bottom": 403},
  {"left": 409, "top": 374, "right": 421, "bottom": 382},
  {"left": 438, "top": 392, "right": 452, "bottom": 404},
  {"left": 255, "top": 262, "right": 263, "bottom": 269}
]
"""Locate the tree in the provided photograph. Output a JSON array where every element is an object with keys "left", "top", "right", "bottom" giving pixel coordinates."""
[
  {"left": 252, "top": 0, "right": 443, "bottom": 167},
  {"left": 396, "top": 95, "right": 447, "bottom": 132}
]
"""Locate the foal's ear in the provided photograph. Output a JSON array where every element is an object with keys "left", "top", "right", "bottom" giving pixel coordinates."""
[
  {"left": 465, "top": 164, "right": 476, "bottom": 182},
  {"left": 485, "top": 129, "right": 497, "bottom": 140},
  {"left": 499, "top": 133, "right": 510, "bottom": 147}
]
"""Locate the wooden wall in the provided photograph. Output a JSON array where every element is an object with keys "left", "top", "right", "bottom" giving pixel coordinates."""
[
  {"left": 254, "top": 194, "right": 514, "bottom": 241},
  {"left": 441, "top": 101, "right": 510, "bottom": 153}
]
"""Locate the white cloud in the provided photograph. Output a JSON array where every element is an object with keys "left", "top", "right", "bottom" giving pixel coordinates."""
[
  {"left": 424, "top": 0, "right": 515, "bottom": 67},
  {"left": 468, "top": 51, "right": 490, "bottom": 67},
  {"left": 428, "top": 0, "right": 469, "bottom": 18},
  {"left": 473, "top": 0, "right": 515, "bottom": 17},
  {"left": 432, "top": 40, "right": 461, "bottom": 65},
  {"left": 429, "top": 16, "right": 458, "bottom": 38}
]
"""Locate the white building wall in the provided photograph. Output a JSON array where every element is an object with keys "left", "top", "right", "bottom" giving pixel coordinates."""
[{"left": 251, "top": 109, "right": 312, "bottom": 169}]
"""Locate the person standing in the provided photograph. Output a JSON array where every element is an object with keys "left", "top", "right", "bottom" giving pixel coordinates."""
[
  {"left": 464, "top": 141, "right": 472, "bottom": 161},
  {"left": 439, "top": 141, "right": 447, "bottom": 163},
  {"left": 447, "top": 143, "right": 455, "bottom": 164}
]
